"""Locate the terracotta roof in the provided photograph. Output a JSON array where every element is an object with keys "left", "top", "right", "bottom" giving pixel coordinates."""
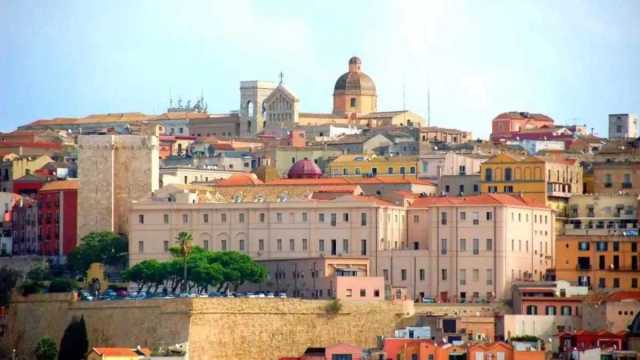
[
  {"left": 90, "top": 347, "right": 151, "bottom": 356},
  {"left": 493, "top": 111, "right": 555, "bottom": 123},
  {"left": 606, "top": 291, "right": 640, "bottom": 302},
  {"left": 214, "top": 174, "right": 264, "bottom": 186},
  {"left": 39, "top": 180, "right": 79, "bottom": 192},
  {"left": 410, "top": 194, "right": 547, "bottom": 209},
  {"left": 266, "top": 176, "right": 434, "bottom": 186}
]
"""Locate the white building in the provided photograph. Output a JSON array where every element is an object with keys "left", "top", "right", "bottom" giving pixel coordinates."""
[
  {"left": 609, "top": 113, "right": 639, "bottom": 139},
  {"left": 517, "top": 139, "right": 566, "bottom": 154}
]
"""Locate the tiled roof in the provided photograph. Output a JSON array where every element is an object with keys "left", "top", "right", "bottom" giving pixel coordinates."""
[
  {"left": 91, "top": 347, "right": 151, "bottom": 356},
  {"left": 494, "top": 111, "right": 554, "bottom": 122},
  {"left": 606, "top": 291, "right": 640, "bottom": 302},
  {"left": 39, "top": 180, "right": 79, "bottom": 192},
  {"left": 214, "top": 174, "right": 264, "bottom": 186},
  {"left": 266, "top": 176, "right": 434, "bottom": 186},
  {"left": 410, "top": 194, "right": 547, "bottom": 209}
]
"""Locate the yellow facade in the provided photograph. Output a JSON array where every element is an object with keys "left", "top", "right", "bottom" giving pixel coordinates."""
[
  {"left": 4, "top": 154, "right": 53, "bottom": 179},
  {"left": 327, "top": 155, "right": 419, "bottom": 177},
  {"left": 479, "top": 153, "right": 583, "bottom": 210}
]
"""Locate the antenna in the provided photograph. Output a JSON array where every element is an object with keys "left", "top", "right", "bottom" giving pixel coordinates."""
[
  {"left": 279, "top": 71, "right": 284, "bottom": 85},
  {"left": 427, "top": 87, "right": 431, "bottom": 127}
]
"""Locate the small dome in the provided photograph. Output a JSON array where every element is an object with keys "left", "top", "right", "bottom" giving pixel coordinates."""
[
  {"left": 349, "top": 56, "right": 362, "bottom": 65},
  {"left": 287, "top": 158, "right": 322, "bottom": 179},
  {"left": 334, "top": 56, "right": 376, "bottom": 95}
]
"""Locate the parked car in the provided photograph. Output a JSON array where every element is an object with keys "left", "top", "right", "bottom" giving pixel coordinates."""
[
  {"left": 208, "top": 291, "right": 223, "bottom": 297},
  {"left": 115, "top": 289, "right": 128, "bottom": 298},
  {"left": 421, "top": 297, "right": 436, "bottom": 304},
  {"left": 275, "top": 291, "right": 287, "bottom": 298},
  {"left": 79, "top": 291, "right": 94, "bottom": 301}
]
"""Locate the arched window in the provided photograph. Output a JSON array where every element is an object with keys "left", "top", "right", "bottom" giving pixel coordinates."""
[
  {"left": 247, "top": 101, "right": 254, "bottom": 117},
  {"left": 505, "top": 167, "right": 513, "bottom": 181},
  {"left": 485, "top": 168, "right": 493, "bottom": 181}
]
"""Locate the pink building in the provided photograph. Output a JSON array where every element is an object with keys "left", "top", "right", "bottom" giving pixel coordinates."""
[
  {"left": 406, "top": 194, "right": 554, "bottom": 302},
  {"left": 242, "top": 256, "right": 385, "bottom": 301}
]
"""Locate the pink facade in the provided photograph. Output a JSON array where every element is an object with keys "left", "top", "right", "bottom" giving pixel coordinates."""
[{"left": 335, "top": 276, "right": 384, "bottom": 301}]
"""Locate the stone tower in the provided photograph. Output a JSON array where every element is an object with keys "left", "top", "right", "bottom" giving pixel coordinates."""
[
  {"left": 239, "top": 81, "right": 278, "bottom": 137},
  {"left": 77, "top": 134, "right": 159, "bottom": 239}
]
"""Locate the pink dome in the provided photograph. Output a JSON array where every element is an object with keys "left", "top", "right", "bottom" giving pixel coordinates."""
[{"left": 287, "top": 158, "right": 322, "bottom": 179}]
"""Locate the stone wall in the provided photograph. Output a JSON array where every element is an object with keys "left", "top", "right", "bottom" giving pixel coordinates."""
[{"left": 4, "top": 295, "right": 411, "bottom": 360}]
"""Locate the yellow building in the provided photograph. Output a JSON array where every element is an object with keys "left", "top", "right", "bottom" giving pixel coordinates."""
[
  {"left": 0, "top": 153, "right": 54, "bottom": 192},
  {"left": 479, "top": 153, "right": 583, "bottom": 214},
  {"left": 327, "top": 155, "right": 419, "bottom": 177}
]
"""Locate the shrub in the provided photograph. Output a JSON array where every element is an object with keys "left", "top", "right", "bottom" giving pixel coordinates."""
[
  {"left": 20, "top": 280, "right": 44, "bottom": 296},
  {"left": 35, "top": 336, "right": 57, "bottom": 360},
  {"left": 324, "top": 299, "right": 342, "bottom": 316},
  {"left": 48, "top": 278, "right": 77, "bottom": 293}
]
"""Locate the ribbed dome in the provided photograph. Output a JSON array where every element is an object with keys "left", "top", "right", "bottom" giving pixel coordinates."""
[
  {"left": 287, "top": 158, "right": 322, "bottom": 179},
  {"left": 334, "top": 57, "right": 377, "bottom": 96}
]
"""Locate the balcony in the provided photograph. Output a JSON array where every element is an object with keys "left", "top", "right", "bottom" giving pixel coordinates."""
[
  {"left": 622, "top": 182, "right": 633, "bottom": 189},
  {"left": 576, "top": 264, "right": 592, "bottom": 271}
]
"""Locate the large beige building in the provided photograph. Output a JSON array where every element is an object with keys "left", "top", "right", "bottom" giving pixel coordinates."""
[
  {"left": 78, "top": 134, "right": 159, "bottom": 238},
  {"left": 128, "top": 185, "right": 406, "bottom": 265},
  {"left": 406, "top": 194, "right": 555, "bottom": 302}
]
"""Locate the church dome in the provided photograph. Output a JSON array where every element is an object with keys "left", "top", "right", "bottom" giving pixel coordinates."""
[
  {"left": 334, "top": 57, "right": 377, "bottom": 96},
  {"left": 287, "top": 158, "right": 322, "bottom": 179}
]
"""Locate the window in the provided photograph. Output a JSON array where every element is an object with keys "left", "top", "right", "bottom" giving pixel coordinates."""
[
  {"left": 613, "top": 278, "right": 620, "bottom": 288},
  {"left": 486, "top": 238, "right": 493, "bottom": 251},
  {"left": 579, "top": 241, "right": 590, "bottom": 251},
  {"left": 441, "top": 212, "right": 447, "bottom": 225},
  {"left": 460, "top": 212, "right": 466, "bottom": 220},
  {"left": 473, "top": 238, "right": 479, "bottom": 254},
  {"left": 486, "top": 269, "right": 493, "bottom": 285},
  {"left": 383, "top": 269, "right": 389, "bottom": 281},
  {"left": 319, "top": 213, "right": 325, "bottom": 223},
  {"left": 401, "top": 269, "right": 407, "bottom": 281},
  {"left": 221, "top": 240, "right": 227, "bottom": 250},
  {"left": 346, "top": 289, "right": 352, "bottom": 297},
  {"left": 526, "top": 305, "right": 538, "bottom": 315},
  {"left": 138, "top": 241, "right": 144, "bottom": 253},
  {"left": 410, "top": 167, "right": 416, "bottom": 174},
  {"left": 204, "top": 240, "right": 209, "bottom": 250},
  {"left": 400, "top": 167, "right": 406, "bottom": 175},
  {"left": 163, "top": 241, "right": 169, "bottom": 252},
  {"left": 441, "top": 239, "right": 448, "bottom": 255},
  {"left": 459, "top": 269, "right": 466, "bottom": 285},
  {"left": 302, "top": 238, "right": 308, "bottom": 251},
  {"left": 259, "top": 213, "right": 265, "bottom": 223},
  {"left": 361, "top": 212, "right": 367, "bottom": 226},
  {"left": 359, "top": 289, "right": 366, "bottom": 297},
  {"left": 419, "top": 269, "right": 425, "bottom": 281},
  {"left": 441, "top": 269, "right": 448, "bottom": 281},
  {"left": 413, "top": 215, "right": 419, "bottom": 223},
  {"left": 472, "top": 269, "right": 479, "bottom": 281},
  {"left": 277, "top": 239, "right": 282, "bottom": 251},
  {"left": 387, "top": 167, "right": 394, "bottom": 174},
  {"left": 343, "top": 239, "right": 349, "bottom": 253},
  {"left": 460, "top": 238, "right": 467, "bottom": 252},
  {"left": 633, "top": 278, "right": 638, "bottom": 289},
  {"left": 302, "top": 212, "right": 308, "bottom": 222},
  {"left": 258, "top": 239, "right": 264, "bottom": 251},
  {"left": 239, "top": 240, "right": 245, "bottom": 251},
  {"left": 275, "top": 213, "right": 283, "bottom": 224},
  {"left": 330, "top": 213, "right": 337, "bottom": 226},
  {"left": 545, "top": 306, "right": 557, "bottom": 315},
  {"left": 374, "top": 289, "right": 380, "bottom": 297},
  {"left": 485, "top": 168, "right": 493, "bottom": 181},
  {"left": 504, "top": 167, "right": 512, "bottom": 181},
  {"left": 202, "top": 214, "right": 208, "bottom": 223},
  {"left": 596, "top": 241, "right": 608, "bottom": 251},
  {"left": 350, "top": 97, "right": 356, "bottom": 107},
  {"left": 561, "top": 306, "right": 572, "bottom": 315},
  {"left": 221, "top": 213, "right": 227, "bottom": 223},
  {"left": 613, "top": 242, "right": 620, "bottom": 251},
  {"left": 343, "top": 213, "right": 349, "bottom": 222},
  {"left": 182, "top": 214, "right": 189, "bottom": 224},
  {"left": 598, "top": 278, "right": 606, "bottom": 288},
  {"left": 138, "top": 214, "right": 144, "bottom": 224},
  {"left": 319, "top": 239, "right": 325, "bottom": 252},
  {"left": 163, "top": 214, "right": 169, "bottom": 224}
]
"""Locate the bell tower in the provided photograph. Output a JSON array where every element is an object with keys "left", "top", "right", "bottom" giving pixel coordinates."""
[{"left": 239, "top": 81, "right": 277, "bottom": 137}]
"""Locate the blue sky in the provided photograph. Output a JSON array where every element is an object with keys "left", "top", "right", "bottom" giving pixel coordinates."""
[{"left": 1, "top": 0, "right": 639, "bottom": 138}]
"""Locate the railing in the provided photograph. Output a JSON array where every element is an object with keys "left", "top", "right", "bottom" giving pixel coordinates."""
[
  {"left": 622, "top": 182, "right": 633, "bottom": 189},
  {"left": 576, "top": 264, "right": 592, "bottom": 271}
]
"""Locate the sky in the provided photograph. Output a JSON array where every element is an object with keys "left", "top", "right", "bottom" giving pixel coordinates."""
[{"left": 1, "top": 0, "right": 639, "bottom": 139}]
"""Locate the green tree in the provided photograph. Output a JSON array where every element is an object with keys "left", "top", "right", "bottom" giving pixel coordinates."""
[
  {"left": 209, "top": 251, "right": 267, "bottom": 291},
  {"left": 172, "top": 231, "right": 193, "bottom": 293},
  {"left": 0, "top": 266, "right": 20, "bottom": 307},
  {"left": 58, "top": 316, "right": 88, "bottom": 360},
  {"left": 67, "top": 231, "right": 127, "bottom": 274},
  {"left": 27, "top": 265, "right": 51, "bottom": 282},
  {"left": 35, "top": 336, "right": 58, "bottom": 360},
  {"left": 48, "top": 278, "right": 78, "bottom": 293},
  {"left": 122, "top": 260, "right": 166, "bottom": 293}
]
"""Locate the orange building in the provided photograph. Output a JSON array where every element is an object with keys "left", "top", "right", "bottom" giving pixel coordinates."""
[{"left": 384, "top": 340, "right": 545, "bottom": 360}]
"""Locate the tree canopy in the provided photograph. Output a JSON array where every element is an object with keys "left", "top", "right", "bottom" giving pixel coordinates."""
[
  {"left": 67, "top": 231, "right": 128, "bottom": 274},
  {"left": 123, "top": 246, "right": 266, "bottom": 295}
]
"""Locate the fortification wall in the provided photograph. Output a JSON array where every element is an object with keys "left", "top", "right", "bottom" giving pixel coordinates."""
[{"left": 4, "top": 295, "right": 411, "bottom": 360}]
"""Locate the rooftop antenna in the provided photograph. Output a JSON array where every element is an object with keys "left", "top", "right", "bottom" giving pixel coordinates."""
[
  {"left": 169, "top": 89, "right": 173, "bottom": 108},
  {"left": 279, "top": 71, "right": 284, "bottom": 85},
  {"left": 427, "top": 87, "right": 431, "bottom": 127}
]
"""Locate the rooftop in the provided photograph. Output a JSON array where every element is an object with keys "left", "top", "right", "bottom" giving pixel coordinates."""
[{"left": 410, "top": 193, "right": 547, "bottom": 209}]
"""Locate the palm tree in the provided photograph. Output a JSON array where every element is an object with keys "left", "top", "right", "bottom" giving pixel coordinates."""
[{"left": 176, "top": 231, "right": 193, "bottom": 293}]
